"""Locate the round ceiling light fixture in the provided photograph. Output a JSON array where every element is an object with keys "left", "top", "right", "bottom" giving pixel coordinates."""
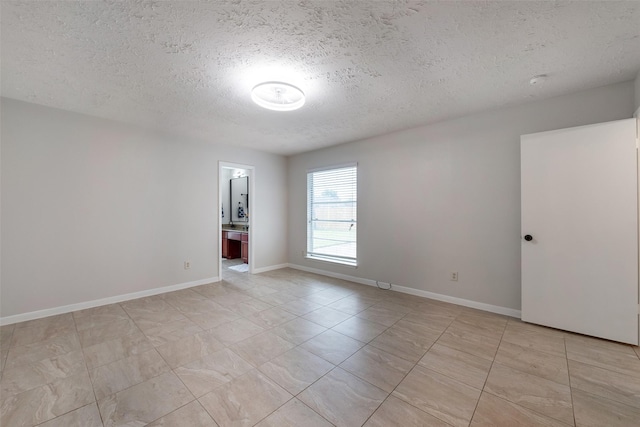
[{"left": 251, "top": 82, "right": 305, "bottom": 111}]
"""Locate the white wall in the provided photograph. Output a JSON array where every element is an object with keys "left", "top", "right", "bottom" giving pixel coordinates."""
[
  {"left": 1, "top": 98, "right": 288, "bottom": 319},
  {"left": 288, "top": 81, "right": 635, "bottom": 311}
]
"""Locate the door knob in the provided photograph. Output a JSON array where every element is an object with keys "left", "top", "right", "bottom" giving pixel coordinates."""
[{"left": 524, "top": 235, "right": 533, "bottom": 241}]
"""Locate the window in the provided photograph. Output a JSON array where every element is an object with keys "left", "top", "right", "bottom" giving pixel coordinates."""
[{"left": 307, "top": 164, "right": 357, "bottom": 266}]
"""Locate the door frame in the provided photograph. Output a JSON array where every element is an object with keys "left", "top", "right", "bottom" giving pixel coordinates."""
[{"left": 219, "top": 161, "right": 255, "bottom": 279}]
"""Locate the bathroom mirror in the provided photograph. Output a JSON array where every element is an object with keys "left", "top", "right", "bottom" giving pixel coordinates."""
[{"left": 230, "top": 176, "right": 249, "bottom": 223}]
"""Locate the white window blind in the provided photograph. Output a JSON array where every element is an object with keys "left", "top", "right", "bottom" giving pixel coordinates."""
[{"left": 307, "top": 164, "right": 357, "bottom": 265}]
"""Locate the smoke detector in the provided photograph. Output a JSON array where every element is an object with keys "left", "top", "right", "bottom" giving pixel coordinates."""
[{"left": 529, "top": 75, "right": 548, "bottom": 85}]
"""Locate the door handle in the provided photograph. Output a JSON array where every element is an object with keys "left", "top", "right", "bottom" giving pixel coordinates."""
[{"left": 524, "top": 234, "right": 533, "bottom": 241}]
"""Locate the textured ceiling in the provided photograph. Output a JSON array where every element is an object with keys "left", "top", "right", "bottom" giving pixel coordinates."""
[{"left": 2, "top": 1, "right": 639, "bottom": 155}]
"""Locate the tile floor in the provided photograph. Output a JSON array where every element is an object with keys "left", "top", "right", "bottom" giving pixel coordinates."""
[{"left": 1, "top": 265, "right": 640, "bottom": 426}]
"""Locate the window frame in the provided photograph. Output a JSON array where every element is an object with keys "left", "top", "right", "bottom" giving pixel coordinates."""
[{"left": 306, "top": 163, "right": 358, "bottom": 267}]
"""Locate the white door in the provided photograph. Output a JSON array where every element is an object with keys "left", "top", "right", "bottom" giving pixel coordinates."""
[{"left": 521, "top": 118, "right": 638, "bottom": 345}]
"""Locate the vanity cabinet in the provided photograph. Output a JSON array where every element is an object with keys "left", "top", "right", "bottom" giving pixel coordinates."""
[
  {"left": 241, "top": 233, "right": 248, "bottom": 264},
  {"left": 222, "top": 233, "right": 228, "bottom": 258},
  {"left": 222, "top": 230, "right": 248, "bottom": 263}
]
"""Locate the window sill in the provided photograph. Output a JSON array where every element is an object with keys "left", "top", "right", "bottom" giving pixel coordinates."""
[{"left": 305, "top": 255, "right": 358, "bottom": 267}]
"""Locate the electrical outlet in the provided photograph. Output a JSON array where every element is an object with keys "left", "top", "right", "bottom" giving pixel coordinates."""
[
  {"left": 184, "top": 261, "right": 191, "bottom": 270},
  {"left": 450, "top": 272, "right": 458, "bottom": 281}
]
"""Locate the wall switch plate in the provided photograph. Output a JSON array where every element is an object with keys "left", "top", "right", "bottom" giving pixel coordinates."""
[
  {"left": 184, "top": 261, "right": 191, "bottom": 270},
  {"left": 450, "top": 272, "right": 458, "bottom": 281}
]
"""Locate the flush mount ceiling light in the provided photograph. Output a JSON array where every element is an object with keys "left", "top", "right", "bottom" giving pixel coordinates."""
[{"left": 251, "top": 82, "right": 305, "bottom": 111}]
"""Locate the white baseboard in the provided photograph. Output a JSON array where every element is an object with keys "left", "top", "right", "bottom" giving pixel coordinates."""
[
  {"left": 384, "top": 283, "right": 521, "bottom": 318},
  {"left": 287, "top": 264, "right": 375, "bottom": 287},
  {"left": 287, "top": 263, "right": 521, "bottom": 318},
  {"left": 252, "top": 263, "right": 289, "bottom": 274},
  {"left": 1, "top": 263, "right": 522, "bottom": 325},
  {"left": 0, "top": 276, "right": 219, "bottom": 326}
]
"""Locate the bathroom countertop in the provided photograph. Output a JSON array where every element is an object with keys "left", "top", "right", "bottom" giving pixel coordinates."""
[{"left": 222, "top": 225, "right": 249, "bottom": 232}]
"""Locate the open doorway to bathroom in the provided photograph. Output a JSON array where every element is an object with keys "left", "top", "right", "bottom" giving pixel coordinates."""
[{"left": 219, "top": 162, "right": 254, "bottom": 280}]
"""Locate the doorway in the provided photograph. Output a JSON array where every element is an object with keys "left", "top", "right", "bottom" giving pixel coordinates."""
[{"left": 219, "top": 162, "right": 255, "bottom": 280}]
